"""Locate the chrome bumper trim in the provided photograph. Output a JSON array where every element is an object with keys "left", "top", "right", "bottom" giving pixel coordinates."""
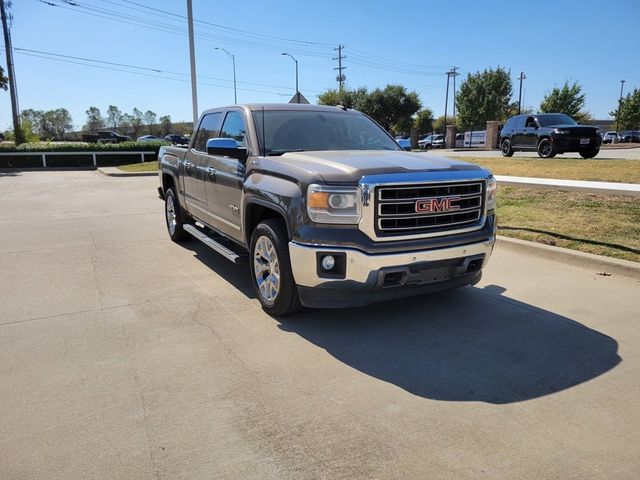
[{"left": 288, "top": 238, "right": 495, "bottom": 288}]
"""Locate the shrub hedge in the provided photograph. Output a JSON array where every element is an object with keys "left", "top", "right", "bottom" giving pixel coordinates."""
[
  {"left": 0, "top": 141, "right": 168, "bottom": 168},
  {"left": 0, "top": 140, "right": 169, "bottom": 152}
]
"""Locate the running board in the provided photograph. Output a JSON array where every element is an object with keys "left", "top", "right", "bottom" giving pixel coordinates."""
[{"left": 183, "top": 224, "right": 246, "bottom": 264}]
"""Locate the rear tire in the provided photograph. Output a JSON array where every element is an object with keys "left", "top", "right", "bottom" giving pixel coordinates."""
[
  {"left": 250, "top": 219, "right": 302, "bottom": 316},
  {"left": 165, "top": 188, "right": 191, "bottom": 242},
  {"left": 537, "top": 138, "right": 556, "bottom": 158},
  {"left": 501, "top": 138, "right": 514, "bottom": 157}
]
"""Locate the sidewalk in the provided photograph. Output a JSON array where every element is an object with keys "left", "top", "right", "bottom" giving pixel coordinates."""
[{"left": 495, "top": 175, "right": 640, "bottom": 197}]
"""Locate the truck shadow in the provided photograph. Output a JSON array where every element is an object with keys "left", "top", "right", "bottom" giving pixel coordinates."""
[
  {"left": 276, "top": 284, "right": 621, "bottom": 404},
  {"left": 182, "top": 241, "right": 621, "bottom": 404}
]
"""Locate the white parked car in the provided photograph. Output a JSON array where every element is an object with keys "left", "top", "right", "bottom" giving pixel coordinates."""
[
  {"left": 137, "top": 135, "right": 164, "bottom": 142},
  {"left": 602, "top": 131, "right": 620, "bottom": 144}
]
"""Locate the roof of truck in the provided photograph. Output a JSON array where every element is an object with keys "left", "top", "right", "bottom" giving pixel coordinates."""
[{"left": 207, "top": 103, "right": 355, "bottom": 113}]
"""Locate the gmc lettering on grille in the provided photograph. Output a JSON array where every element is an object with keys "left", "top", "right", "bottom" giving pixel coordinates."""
[{"left": 415, "top": 196, "right": 461, "bottom": 213}]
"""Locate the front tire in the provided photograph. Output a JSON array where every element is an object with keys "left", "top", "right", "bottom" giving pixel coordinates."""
[
  {"left": 165, "top": 188, "right": 190, "bottom": 242},
  {"left": 580, "top": 148, "right": 599, "bottom": 159},
  {"left": 501, "top": 138, "right": 514, "bottom": 157},
  {"left": 250, "top": 219, "right": 302, "bottom": 316},
  {"left": 537, "top": 138, "right": 556, "bottom": 158}
]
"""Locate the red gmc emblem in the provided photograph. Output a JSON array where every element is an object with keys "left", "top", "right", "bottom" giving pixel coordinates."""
[{"left": 415, "top": 196, "right": 461, "bottom": 213}]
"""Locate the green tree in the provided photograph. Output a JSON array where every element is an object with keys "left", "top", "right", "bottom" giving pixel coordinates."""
[
  {"left": 159, "top": 115, "right": 172, "bottom": 136},
  {"left": 0, "top": 65, "right": 7, "bottom": 91},
  {"left": 21, "top": 109, "right": 44, "bottom": 137},
  {"left": 317, "top": 87, "right": 368, "bottom": 109},
  {"left": 143, "top": 110, "right": 157, "bottom": 134},
  {"left": 539, "top": 81, "right": 587, "bottom": 120},
  {"left": 456, "top": 67, "right": 514, "bottom": 128},
  {"left": 357, "top": 84, "right": 421, "bottom": 131},
  {"left": 610, "top": 88, "right": 640, "bottom": 130},
  {"left": 414, "top": 108, "right": 434, "bottom": 135},
  {"left": 120, "top": 113, "right": 133, "bottom": 136},
  {"left": 131, "top": 108, "right": 144, "bottom": 137},
  {"left": 432, "top": 115, "right": 456, "bottom": 133},
  {"left": 45, "top": 108, "right": 73, "bottom": 139},
  {"left": 106, "top": 105, "right": 122, "bottom": 130},
  {"left": 83, "top": 106, "right": 104, "bottom": 133}
]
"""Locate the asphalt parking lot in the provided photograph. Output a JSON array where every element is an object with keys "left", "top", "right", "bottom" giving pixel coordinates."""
[{"left": 1, "top": 171, "right": 639, "bottom": 479}]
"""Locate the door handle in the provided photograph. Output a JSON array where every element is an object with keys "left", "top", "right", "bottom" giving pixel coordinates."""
[{"left": 207, "top": 167, "right": 215, "bottom": 176}]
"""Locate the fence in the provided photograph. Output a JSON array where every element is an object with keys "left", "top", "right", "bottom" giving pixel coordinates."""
[{"left": 0, "top": 150, "right": 156, "bottom": 168}]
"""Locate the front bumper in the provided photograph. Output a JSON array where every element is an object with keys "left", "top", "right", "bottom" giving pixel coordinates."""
[
  {"left": 288, "top": 238, "right": 495, "bottom": 308},
  {"left": 553, "top": 136, "right": 600, "bottom": 150}
]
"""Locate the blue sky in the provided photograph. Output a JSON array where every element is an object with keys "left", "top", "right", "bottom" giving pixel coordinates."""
[{"left": 1, "top": 0, "right": 639, "bottom": 130}]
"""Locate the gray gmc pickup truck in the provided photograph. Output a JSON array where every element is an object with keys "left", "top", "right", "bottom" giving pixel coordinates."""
[{"left": 158, "top": 103, "right": 496, "bottom": 315}]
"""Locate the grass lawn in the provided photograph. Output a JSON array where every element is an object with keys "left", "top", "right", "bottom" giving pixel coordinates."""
[
  {"left": 496, "top": 186, "right": 640, "bottom": 263},
  {"left": 118, "top": 161, "right": 158, "bottom": 172},
  {"left": 453, "top": 157, "right": 640, "bottom": 183}
]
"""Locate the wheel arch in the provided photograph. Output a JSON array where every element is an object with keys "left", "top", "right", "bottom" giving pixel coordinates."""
[{"left": 244, "top": 198, "right": 291, "bottom": 247}]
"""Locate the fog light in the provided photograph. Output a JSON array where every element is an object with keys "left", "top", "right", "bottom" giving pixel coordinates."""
[{"left": 321, "top": 255, "right": 335, "bottom": 270}]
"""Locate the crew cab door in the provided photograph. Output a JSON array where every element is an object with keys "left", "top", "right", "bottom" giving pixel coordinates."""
[
  {"left": 183, "top": 112, "right": 223, "bottom": 219},
  {"left": 510, "top": 116, "right": 526, "bottom": 147},
  {"left": 202, "top": 109, "right": 247, "bottom": 240},
  {"left": 521, "top": 116, "right": 539, "bottom": 148}
]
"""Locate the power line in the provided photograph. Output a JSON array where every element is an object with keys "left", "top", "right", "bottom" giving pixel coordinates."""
[
  {"left": 10, "top": 46, "right": 321, "bottom": 93},
  {"left": 37, "top": 0, "right": 334, "bottom": 60},
  {"left": 3, "top": 47, "right": 299, "bottom": 96}
]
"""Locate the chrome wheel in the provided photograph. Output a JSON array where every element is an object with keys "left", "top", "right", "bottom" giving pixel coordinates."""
[
  {"left": 253, "top": 235, "right": 280, "bottom": 302},
  {"left": 166, "top": 194, "right": 177, "bottom": 236},
  {"left": 502, "top": 140, "right": 510, "bottom": 155}
]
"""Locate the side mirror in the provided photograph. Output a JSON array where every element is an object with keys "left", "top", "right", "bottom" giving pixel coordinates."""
[{"left": 206, "top": 138, "right": 249, "bottom": 162}]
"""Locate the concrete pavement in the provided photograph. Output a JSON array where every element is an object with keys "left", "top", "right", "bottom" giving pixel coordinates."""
[{"left": 1, "top": 171, "right": 639, "bottom": 479}]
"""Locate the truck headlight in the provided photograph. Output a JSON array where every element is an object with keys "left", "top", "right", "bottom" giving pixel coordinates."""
[
  {"left": 553, "top": 128, "right": 570, "bottom": 135},
  {"left": 486, "top": 177, "right": 497, "bottom": 211},
  {"left": 307, "top": 184, "right": 361, "bottom": 224}
]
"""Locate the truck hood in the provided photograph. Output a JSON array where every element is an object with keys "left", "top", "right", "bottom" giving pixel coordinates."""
[{"left": 275, "top": 150, "right": 485, "bottom": 183}]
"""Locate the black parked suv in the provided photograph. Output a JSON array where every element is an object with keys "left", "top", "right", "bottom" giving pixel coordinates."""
[{"left": 500, "top": 113, "right": 601, "bottom": 158}]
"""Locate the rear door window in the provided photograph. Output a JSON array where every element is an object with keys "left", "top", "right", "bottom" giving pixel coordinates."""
[{"left": 193, "top": 112, "right": 223, "bottom": 152}]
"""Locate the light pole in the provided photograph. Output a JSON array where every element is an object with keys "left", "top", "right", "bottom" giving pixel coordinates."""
[
  {"left": 615, "top": 79, "right": 626, "bottom": 138},
  {"left": 517, "top": 72, "right": 527, "bottom": 115},
  {"left": 443, "top": 71, "right": 451, "bottom": 148},
  {"left": 281, "top": 52, "right": 299, "bottom": 103},
  {"left": 215, "top": 47, "right": 237, "bottom": 104}
]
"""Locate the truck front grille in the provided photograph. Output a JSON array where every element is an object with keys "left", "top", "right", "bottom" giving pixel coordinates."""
[{"left": 375, "top": 181, "right": 484, "bottom": 236}]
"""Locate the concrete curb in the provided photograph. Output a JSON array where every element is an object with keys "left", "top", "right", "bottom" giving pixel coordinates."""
[
  {"left": 496, "top": 236, "right": 640, "bottom": 280},
  {"left": 98, "top": 167, "right": 157, "bottom": 177},
  {"left": 495, "top": 175, "right": 640, "bottom": 197}
]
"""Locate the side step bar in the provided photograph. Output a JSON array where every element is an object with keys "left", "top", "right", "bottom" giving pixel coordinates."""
[{"left": 183, "top": 224, "right": 247, "bottom": 264}]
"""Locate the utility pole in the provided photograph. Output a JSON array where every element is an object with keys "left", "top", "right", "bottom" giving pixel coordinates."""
[
  {"left": 615, "top": 79, "right": 626, "bottom": 138},
  {"left": 215, "top": 47, "right": 237, "bottom": 104},
  {"left": 1, "top": 0, "right": 21, "bottom": 143},
  {"left": 333, "top": 44, "right": 346, "bottom": 93},
  {"left": 448, "top": 66, "right": 460, "bottom": 119},
  {"left": 443, "top": 70, "right": 451, "bottom": 148},
  {"left": 186, "top": 0, "right": 198, "bottom": 127},
  {"left": 517, "top": 72, "right": 526, "bottom": 115}
]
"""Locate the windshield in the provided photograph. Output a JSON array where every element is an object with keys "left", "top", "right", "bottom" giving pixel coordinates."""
[
  {"left": 252, "top": 110, "right": 401, "bottom": 155},
  {"left": 537, "top": 114, "right": 577, "bottom": 127}
]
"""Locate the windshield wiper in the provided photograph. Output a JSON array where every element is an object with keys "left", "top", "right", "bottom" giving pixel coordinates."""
[{"left": 266, "top": 149, "right": 308, "bottom": 156}]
